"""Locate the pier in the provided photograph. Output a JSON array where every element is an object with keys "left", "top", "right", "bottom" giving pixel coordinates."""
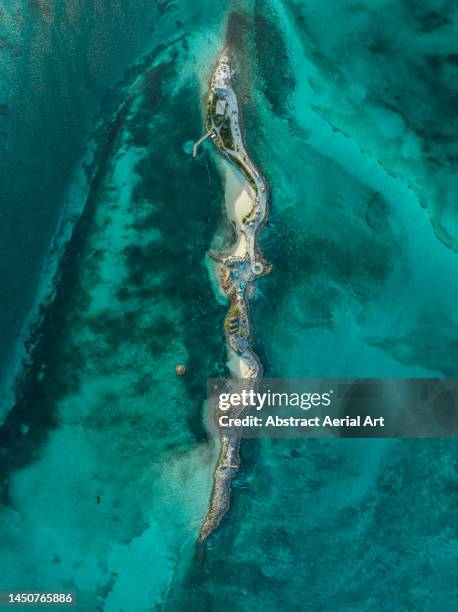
[{"left": 192, "top": 130, "right": 213, "bottom": 157}]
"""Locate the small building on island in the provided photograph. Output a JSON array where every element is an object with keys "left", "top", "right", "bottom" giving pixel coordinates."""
[
  {"left": 227, "top": 316, "right": 240, "bottom": 334},
  {"left": 212, "top": 62, "right": 230, "bottom": 97},
  {"left": 215, "top": 99, "right": 227, "bottom": 116},
  {"left": 213, "top": 76, "right": 228, "bottom": 97}
]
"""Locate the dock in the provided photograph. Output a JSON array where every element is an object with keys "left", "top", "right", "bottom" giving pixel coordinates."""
[{"left": 193, "top": 130, "right": 213, "bottom": 157}]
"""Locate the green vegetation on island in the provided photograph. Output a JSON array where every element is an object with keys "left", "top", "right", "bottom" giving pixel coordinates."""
[{"left": 220, "top": 117, "right": 235, "bottom": 149}]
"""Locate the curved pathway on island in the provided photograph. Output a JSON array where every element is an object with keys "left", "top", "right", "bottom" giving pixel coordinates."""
[{"left": 195, "top": 51, "right": 270, "bottom": 541}]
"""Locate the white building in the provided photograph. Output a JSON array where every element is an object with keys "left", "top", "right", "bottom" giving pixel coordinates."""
[
  {"left": 213, "top": 78, "right": 227, "bottom": 96},
  {"left": 215, "top": 99, "right": 227, "bottom": 116},
  {"left": 213, "top": 62, "right": 230, "bottom": 97}
]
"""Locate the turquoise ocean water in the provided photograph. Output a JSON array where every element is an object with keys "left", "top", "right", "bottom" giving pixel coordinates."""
[{"left": 1, "top": 1, "right": 457, "bottom": 609}]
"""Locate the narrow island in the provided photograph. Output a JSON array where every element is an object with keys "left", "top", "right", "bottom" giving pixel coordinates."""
[{"left": 194, "top": 51, "right": 270, "bottom": 541}]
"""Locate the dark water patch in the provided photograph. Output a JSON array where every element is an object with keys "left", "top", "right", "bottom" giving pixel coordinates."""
[
  {"left": 225, "top": 10, "right": 251, "bottom": 55},
  {"left": 258, "top": 204, "right": 393, "bottom": 300},
  {"left": 125, "top": 60, "right": 175, "bottom": 148},
  {"left": 417, "top": 12, "right": 450, "bottom": 33},
  {"left": 0, "top": 36, "right": 13, "bottom": 51},
  {"left": 28, "top": 0, "right": 52, "bottom": 17},
  {"left": 133, "top": 371, "right": 156, "bottom": 396},
  {"left": 83, "top": 308, "right": 178, "bottom": 364},
  {"left": 254, "top": 2, "right": 295, "bottom": 116},
  {"left": 425, "top": 54, "right": 443, "bottom": 71},
  {"left": 402, "top": 0, "right": 452, "bottom": 33},
  {"left": 86, "top": 311, "right": 144, "bottom": 351},
  {"left": 157, "top": 0, "right": 176, "bottom": 15},
  {"left": 168, "top": 549, "right": 285, "bottom": 610},
  {"left": 146, "top": 315, "right": 177, "bottom": 353},
  {"left": 116, "top": 286, "right": 158, "bottom": 302},
  {"left": 446, "top": 53, "right": 458, "bottom": 66},
  {"left": 364, "top": 192, "right": 390, "bottom": 234}
]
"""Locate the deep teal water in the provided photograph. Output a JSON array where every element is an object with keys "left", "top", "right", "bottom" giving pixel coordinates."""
[{"left": 1, "top": 1, "right": 458, "bottom": 610}]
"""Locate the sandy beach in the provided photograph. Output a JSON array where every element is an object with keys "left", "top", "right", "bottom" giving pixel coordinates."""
[
  {"left": 224, "top": 162, "right": 255, "bottom": 254},
  {"left": 227, "top": 347, "right": 252, "bottom": 379}
]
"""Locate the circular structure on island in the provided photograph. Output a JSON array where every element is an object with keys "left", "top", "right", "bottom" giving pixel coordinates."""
[
  {"left": 175, "top": 364, "right": 186, "bottom": 376},
  {"left": 251, "top": 262, "right": 264, "bottom": 275}
]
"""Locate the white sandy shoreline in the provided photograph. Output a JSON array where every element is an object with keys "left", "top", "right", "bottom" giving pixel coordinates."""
[
  {"left": 223, "top": 162, "right": 255, "bottom": 257},
  {"left": 227, "top": 346, "right": 252, "bottom": 379}
]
